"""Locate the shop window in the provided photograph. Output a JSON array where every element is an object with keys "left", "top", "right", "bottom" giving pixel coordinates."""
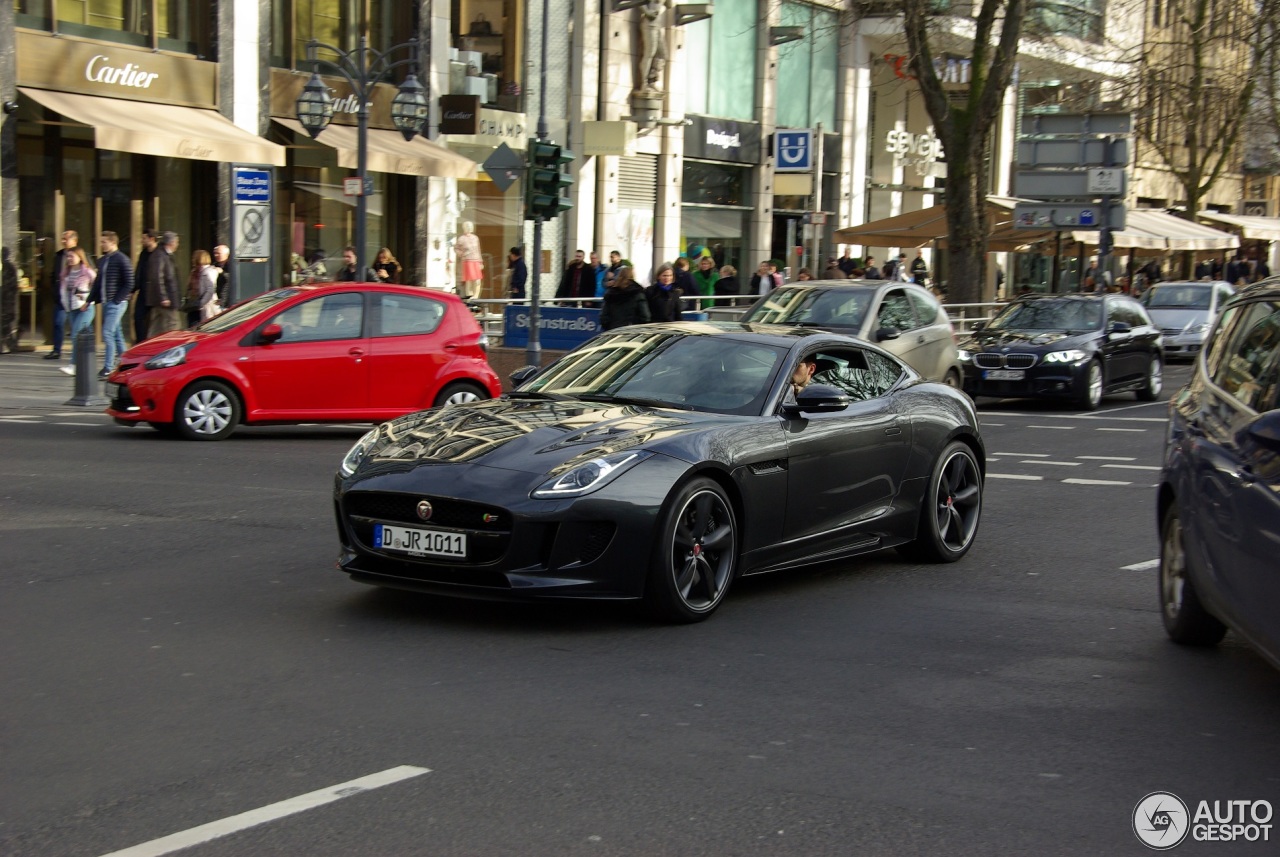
[
  {"left": 20, "top": 0, "right": 209, "bottom": 55},
  {"left": 682, "top": 161, "right": 749, "bottom": 207},
  {"left": 681, "top": 0, "right": 756, "bottom": 121},
  {"left": 1028, "top": 0, "right": 1105, "bottom": 44},
  {"left": 448, "top": 0, "right": 524, "bottom": 111},
  {"left": 776, "top": 2, "right": 838, "bottom": 130},
  {"left": 271, "top": 0, "right": 417, "bottom": 73}
]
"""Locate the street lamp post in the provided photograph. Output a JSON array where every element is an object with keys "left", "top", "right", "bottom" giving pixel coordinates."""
[{"left": 295, "top": 37, "right": 429, "bottom": 281}]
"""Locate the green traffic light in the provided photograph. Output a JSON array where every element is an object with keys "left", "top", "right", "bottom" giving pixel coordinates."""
[{"left": 524, "top": 138, "right": 576, "bottom": 221}]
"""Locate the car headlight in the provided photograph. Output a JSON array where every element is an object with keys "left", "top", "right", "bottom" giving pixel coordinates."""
[
  {"left": 1042, "top": 349, "right": 1088, "bottom": 364},
  {"left": 1193, "top": 323, "right": 1210, "bottom": 335},
  {"left": 532, "top": 450, "right": 653, "bottom": 498},
  {"left": 957, "top": 349, "right": 973, "bottom": 362},
  {"left": 144, "top": 343, "right": 196, "bottom": 369},
  {"left": 340, "top": 428, "right": 380, "bottom": 477}
]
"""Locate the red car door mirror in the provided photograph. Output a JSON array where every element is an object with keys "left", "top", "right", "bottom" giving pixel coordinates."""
[{"left": 259, "top": 323, "right": 283, "bottom": 345}]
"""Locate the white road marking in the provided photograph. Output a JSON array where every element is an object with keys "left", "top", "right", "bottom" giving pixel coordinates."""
[
  {"left": 1027, "top": 425, "right": 1076, "bottom": 430},
  {"left": 1020, "top": 460, "right": 1081, "bottom": 466},
  {"left": 987, "top": 473, "right": 1044, "bottom": 481},
  {"left": 1097, "top": 427, "right": 1147, "bottom": 432},
  {"left": 994, "top": 452, "right": 1049, "bottom": 457},
  {"left": 55, "top": 422, "right": 101, "bottom": 427},
  {"left": 0, "top": 418, "right": 43, "bottom": 423},
  {"left": 96, "top": 765, "right": 431, "bottom": 857},
  {"left": 1063, "top": 478, "right": 1132, "bottom": 486},
  {"left": 1098, "top": 401, "right": 1170, "bottom": 413},
  {"left": 1122, "top": 559, "right": 1160, "bottom": 571},
  {"left": 1077, "top": 455, "right": 1135, "bottom": 461},
  {"left": 1101, "top": 464, "right": 1161, "bottom": 471},
  {"left": 51, "top": 411, "right": 108, "bottom": 417},
  {"left": 991, "top": 412, "right": 1166, "bottom": 423},
  {"left": 982, "top": 422, "right": 1006, "bottom": 426}
]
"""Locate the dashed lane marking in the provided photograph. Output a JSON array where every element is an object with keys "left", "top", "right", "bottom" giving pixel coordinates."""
[
  {"left": 1063, "top": 478, "right": 1132, "bottom": 486},
  {"left": 986, "top": 412, "right": 1167, "bottom": 423},
  {"left": 1122, "top": 559, "right": 1160, "bottom": 571},
  {"left": 97, "top": 765, "right": 431, "bottom": 857},
  {"left": 987, "top": 474, "right": 1044, "bottom": 481},
  {"left": 1102, "top": 464, "right": 1161, "bottom": 471},
  {"left": 54, "top": 422, "right": 101, "bottom": 427},
  {"left": 1097, "top": 427, "right": 1147, "bottom": 433},
  {"left": 1078, "top": 455, "right": 1136, "bottom": 461},
  {"left": 1020, "top": 460, "right": 1080, "bottom": 466},
  {"left": 1027, "top": 425, "right": 1076, "bottom": 430},
  {"left": 994, "top": 452, "right": 1049, "bottom": 457}
]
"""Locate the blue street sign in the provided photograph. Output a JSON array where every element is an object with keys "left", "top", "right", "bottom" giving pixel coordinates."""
[
  {"left": 503, "top": 306, "right": 601, "bottom": 350},
  {"left": 234, "top": 168, "right": 272, "bottom": 203},
  {"left": 774, "top": 130, "right": 813, "bottom": 172}
]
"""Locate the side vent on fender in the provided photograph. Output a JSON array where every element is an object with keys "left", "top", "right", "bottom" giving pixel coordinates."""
[{"left": 749, "top": 460, "right": 787, "bottom": 475}]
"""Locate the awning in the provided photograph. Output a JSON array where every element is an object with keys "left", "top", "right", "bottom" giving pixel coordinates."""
[
  {"left": 19, "top": 87, "right": 286, "bottom": 166},
  {"left": 834, "top": 197, "right": 1051, "bottom": 252},
  {"left": 1198, "top": 211, "right": 1280, "bottom": 241},
  {"left": 1070, "top": 210, "right": 1239, "bottom": 251},
  {"left": 275, "top": 118, "right": 477, "bottom": 180}
]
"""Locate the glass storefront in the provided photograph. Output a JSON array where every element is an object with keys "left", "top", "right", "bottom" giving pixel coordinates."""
[
  {"left": 448, "top": 0, "right": 525, "bottom": 111},
  {"left": 15, "top": 0, "right": 211, "bottom": 54},
  {"left": 682, "top": 161, "right": 751, "bottom": 273}
]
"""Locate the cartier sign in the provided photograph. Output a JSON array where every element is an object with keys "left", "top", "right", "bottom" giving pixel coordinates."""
[
  {"left": 85, "top": 55, "right": 159, "bottom": 89},
  {"left": 439, "top": 95, "right": 481, "bottom": 135}
]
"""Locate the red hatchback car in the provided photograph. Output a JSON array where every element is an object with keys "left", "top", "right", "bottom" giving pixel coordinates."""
[{"left": 106, "top": 283, "right": 501, "bottom": 440}]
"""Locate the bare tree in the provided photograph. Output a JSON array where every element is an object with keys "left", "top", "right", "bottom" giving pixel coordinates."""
[{"left": 1250, "top": 0, "right": 1280, "bottom": 176}]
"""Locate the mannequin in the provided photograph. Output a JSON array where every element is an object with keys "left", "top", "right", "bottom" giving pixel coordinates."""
[{"left": 453, "top": 221, "right": 483, "bottom": 299}]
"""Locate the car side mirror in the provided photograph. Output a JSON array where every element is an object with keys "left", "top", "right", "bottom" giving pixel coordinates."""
[
  {"left": 782, "top": 384, "right": 850, "bottom": 415},
  {"left": 510, "top": 365, "right": 539, "bottom": 385},
  {"left": 875, "top": 326, "right": 901, "bottom": 342},
  {"left": 1108, "top": 321, "right": 1131, "bottom": 336},
  {"left": 971, "top": 321, "right": 986, "bottom": 332},
  {"left": 1241, "top": 410, "right": 1280, "bottom": 453},
  {"left": 259, "top": 322, "right": 283, "bottom": 344}
]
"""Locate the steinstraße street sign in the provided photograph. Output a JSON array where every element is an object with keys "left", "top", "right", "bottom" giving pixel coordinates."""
[
  {"left": 1015, "top": 169, "right": 1127, "bottom": 199},
  {"left": 483, "top": 143, "right": 525, "bottom": 193}
]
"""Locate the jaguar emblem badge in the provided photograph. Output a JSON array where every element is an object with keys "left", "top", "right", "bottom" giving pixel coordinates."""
[{"left": 416, "top": 500, "right": 433, "bottom": 521}]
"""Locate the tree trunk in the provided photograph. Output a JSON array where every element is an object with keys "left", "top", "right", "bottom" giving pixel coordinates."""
[{"left": 940, "top": 141, "right": 989, "bottom": 306}]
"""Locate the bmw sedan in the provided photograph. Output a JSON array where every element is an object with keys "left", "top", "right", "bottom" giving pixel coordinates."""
[
  {"left": 107, "top": 283, "right": 501, "bottom": 439},
  {"left": 335, "top": 323, "right": 986, "bottom": 623},
  {"left": 739, "top": 280, "right": 964, "bottom": 387},
  {"left": 957, "top": 294, "right": 1163, "bottom": 409},
  {"left": 1140, "top": 280, "right": 1235, "bottom": 360},
  {"left": 1158, "top": 279, "right": 1280, "bottom": 668}
]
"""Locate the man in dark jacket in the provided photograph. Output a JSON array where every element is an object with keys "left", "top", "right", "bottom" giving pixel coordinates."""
[
  {"left": 212, "top": 244, "right": 232, "bottom": 307},
  {"left": 92, "top": 231, "right": 134, "bottom": 376},
  {"left": 146, "top": 231, "right": 181, "bottom": 337},
  {"left": 556, "top": 250, "right": 591, "bottom": 302},
  {"left": 132, "top": 229, "right": 157, "bottom": 343},
  {"left": 507, "top": 247, "right": 527, "bottom": 300}
]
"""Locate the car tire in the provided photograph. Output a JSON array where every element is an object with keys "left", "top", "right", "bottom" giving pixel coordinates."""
[
  {"left": 897, "top": 440, "right": 983, "bottom": 563},
  {"left": 433, "top": 381, "right": 489, "bottom": 408},
  {"left": 644, "top": 477, "right": 739, "bottom": 623},
  {"left": 1077, "top": 359, "right": 1104, "bottom": 410},
  {"left": 174, "top": 380, "right": 240, "bottom": 441},
  {"left": 942, "top": 368, "right": 962, "bottom": 389},
  {"left": 1136, "top": 355, "right": 1162, "bottom": 401},
  {"left": 1159, "top": 504, "right": 1228, "bottom": 646}
]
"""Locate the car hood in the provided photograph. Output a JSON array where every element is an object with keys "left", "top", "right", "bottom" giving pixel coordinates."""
[
  {"left": 957, "top": 329, "right": 1093, "bottom": 351},
  {"left": 1146, "top": 308, "right": 1208, "bottom": 330},
  {"left": 359, "top": 397, "right": 736, "bottom": 474},
  {"left": 119, "top": 330, "right": 217, "bottom": 360}
]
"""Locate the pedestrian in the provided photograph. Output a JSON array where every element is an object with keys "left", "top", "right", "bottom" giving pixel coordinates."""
[
  {"left": 185, "top": 249, "right": 220, "bottom": 327},
  {"left": 1, "top": 246, "right": 19, "bottom": 353},
  {"left": 599, "top": 265, "right": 651, "bottom": 330},
  {"left": 507, "top": 246, "right": 527, "bottom": 300},
  {"left": 589, "top": 251, "right": 607, "bottom": 301},
  {"left": 92, "top": 231, "right": 134, "bottom": 376},
  {"left": 910, "top": 250, "right": 929, "bottom": 284},
  {"left": 372, "top": 247, "right": 402, "bottom": 284},
  {"left": 837, "top": 250, "right": 859, "bottom": 277},
  {"left": 714, "top": 265, "right": 740, "bottom": 305},
  {"left": 301, "top": 248, "right": 328, "bottom": 282},
  {"left": 606, "top": 250, "right": 624, "bottom": 281},
  {"left": 44, "top": 230, "right": 79, "bottom": 361},
  {"left": 211, "top": 243, "right": 232, "bottom": 308},
  {"left": 556, "top": 249, "right": 592, "bottom": 303},
  {"left": 796, "top": 267, "right": 814, "bottom": 281},
  {"left": 749, "top": 260, "right": 782, "bottom": 295},
  {"left": 883, "top": 253, "right": 904, "bottom": 280},
  {"left": 863, "top": 256, "right": 883, "bottom": 279},
  {"left": 1140, "top": 258, "right": 1164, "bottom": 286},
  {"left": 672, "top": 256, "right": 696, "bottom": 297},
  {"left": 823, "top": 258, "right": 847, "bottom": 279},
  {"left": 59, "top": 246, "right": 97, "bottom": 376},
  {"left": 132, "top": 228, "right": 157, "bottom": 344},
  {"left": 146, "top": 231, "right": 181, "bottom": 338},
  {"left": 645, "top": 263, "right": 684, "bottom": 322},
  {"left": 336, "top": 246, "right": 377, "bottom": 282},
  {"left": 691, "top": 255, "right": 720, "bottom": 296}
]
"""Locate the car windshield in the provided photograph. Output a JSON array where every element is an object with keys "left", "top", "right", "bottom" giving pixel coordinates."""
[
  {"left": 195, "top": 288, "right": 302, "bottom": 333},
  {"left": 1141, "top": 285, "right": 1213, "bottom": 309},
  {"left": 520, "top": 329, "right": 788, "bottom": 415},
  {"left": 986, "top": 299, "right": 1103, "bottom": 332},
  {"left": 740, "top": 288, "right": 874, "bottom": 329}
]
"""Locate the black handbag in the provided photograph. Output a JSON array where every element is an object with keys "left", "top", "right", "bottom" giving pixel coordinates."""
[{"left": 469, "top": 13, "right": 493, "bottom": 35}]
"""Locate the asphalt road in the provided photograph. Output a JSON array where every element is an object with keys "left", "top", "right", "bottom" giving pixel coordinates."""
[{"left": 3, "top": 362, "right": 1279, "bottom": 856}]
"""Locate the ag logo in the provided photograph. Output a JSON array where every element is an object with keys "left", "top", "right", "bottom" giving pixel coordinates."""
[{"left": 1134, "top": 792, "right": 1190, "bottom": 850}]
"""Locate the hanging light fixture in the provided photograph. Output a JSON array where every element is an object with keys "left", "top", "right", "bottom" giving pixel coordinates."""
[
  {"left": 391, "top": 73, "right": 429, "bottom": 142},
  {"left": 295, "top": 73, "right": 334, "bottom": 138}
]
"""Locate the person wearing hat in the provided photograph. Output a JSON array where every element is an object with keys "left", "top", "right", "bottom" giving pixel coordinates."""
[{"left": 146, "top": 231, "right": 181, "bottom": 337}]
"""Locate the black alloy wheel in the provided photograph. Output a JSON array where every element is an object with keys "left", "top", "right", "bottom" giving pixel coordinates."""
[
  {"left": 645, "top": 477, "right": 739, "bottom": 623},
  {"left": 1159, "top": 504, "right": 1227, "bottom": 645},
  {"left": 175, "top": 380, "right": 240, "bottom": 441},
  {"left": 898, "top": 440, "right": 982, "bottom": 563}
]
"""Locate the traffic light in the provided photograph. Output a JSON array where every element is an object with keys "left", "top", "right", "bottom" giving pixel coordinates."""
[{"left": 525, "top": 139, "right": 575, "bottom": 221}]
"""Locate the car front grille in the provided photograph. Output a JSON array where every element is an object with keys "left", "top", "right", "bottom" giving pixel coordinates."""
[
  {"left": 343, "top": 491, "right": 512, "bottom": 565},
  {"left": 1161, "top": 328, "right": 1184, "bottom": 337},
  {"left": 974, "top": 352, "right": 1037, "bottom": 369}
]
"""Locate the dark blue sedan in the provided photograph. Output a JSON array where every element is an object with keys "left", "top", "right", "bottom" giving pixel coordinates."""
[{"left": 1158, "top": 279, "right": 1280, "bottom": 667}]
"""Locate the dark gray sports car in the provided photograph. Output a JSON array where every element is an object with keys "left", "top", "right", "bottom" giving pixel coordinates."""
[{"left": 334, "top": 323, "right": 985, "bottom": 622}]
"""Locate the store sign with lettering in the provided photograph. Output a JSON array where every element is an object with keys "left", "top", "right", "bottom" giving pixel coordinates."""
[{"left": 885, "top": 127, "right": 946, "bottom": 178}]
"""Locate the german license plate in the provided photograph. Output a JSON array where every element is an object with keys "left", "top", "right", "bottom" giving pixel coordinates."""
[
  {"left": 983, "top": 369, "right": 1025, "bottom": 381},
  {"left": 373, "top": 523, "right": 466, "bottom": 559}
]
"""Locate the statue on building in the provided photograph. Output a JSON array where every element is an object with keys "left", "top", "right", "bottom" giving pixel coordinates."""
[{"left": 637, "top": 0, "right": 671, "bottom": 94}]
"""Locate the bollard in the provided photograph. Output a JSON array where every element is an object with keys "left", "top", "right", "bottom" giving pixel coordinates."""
[{"left": 65, "top": 327, "right": 109, "bottom": 407}]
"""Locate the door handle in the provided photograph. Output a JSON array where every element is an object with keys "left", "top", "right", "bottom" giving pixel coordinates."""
[
  {"left": 348, "top": 347, "right": 365, "bottom": 357},
  {"left": 884, "top": 426, "right": 902, "bottom": 436},
  {"left": 444, "top": 343, "right": 460, "bottom": 351}
]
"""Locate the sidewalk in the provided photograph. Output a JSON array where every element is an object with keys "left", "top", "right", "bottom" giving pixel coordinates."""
[{"left": 0, "top": 347, "right": 112, "bottom": 412}]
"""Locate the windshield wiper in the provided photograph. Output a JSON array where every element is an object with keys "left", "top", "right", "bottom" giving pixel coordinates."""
[
  {"left": 577, "top": 393, "right": 691, "bottom": 410},
  {"left": 505, "top": 390, "right": 568, "bottom": 400}
]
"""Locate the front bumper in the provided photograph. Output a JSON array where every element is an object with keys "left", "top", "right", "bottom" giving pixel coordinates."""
[
  {"left": 334, "top": 455, "right": 693, "bottom": 601},
  {"left": 1160, "top": 335, "right": 1205, "bottom": 359},
  {"left": 961, "top": 361, "right": 1089, "bottom": 400}
]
